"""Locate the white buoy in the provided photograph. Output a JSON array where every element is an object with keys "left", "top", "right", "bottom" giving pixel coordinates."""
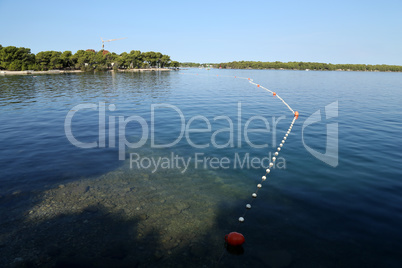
[
  {"left": 257, "top": 184, "right": 262, "bottom": 188},
  {"left": 280, "top": 144, "right": 283, "bottom": 147},
  {"left": 239, "top": 217, "right": 245, "bottom": 222},
  {"left": 277, "top": 147, "right": 281, "bottom": 151},
  {"left": 272, "top": 157, "right": 276, "bottom": 162},
  {"left": 262, "top": 176, "right": 267, "bottom": 181},
  {"left": 269, "top": 162, "right": 273, "bottom": 167},
  {"left": 266, "top": 169, "right": 270, "bottom": 174},
  {"left": 246, "top": 204, "right": 251, "bottom": 209},
  {"left": 274, "top": 152, "right": 278, "bottom": 156},
  {"left": 281, "top": 140, "right": 285, "bottom": 143},
  {"left": 252, "top": 193, "right": 257, "bottom": 198},
  {"left": 285, "top": 134, "right": 288, "bottom": 137},
  {"left": 284, "top": 137, "right": 287, "bottom": 140}
]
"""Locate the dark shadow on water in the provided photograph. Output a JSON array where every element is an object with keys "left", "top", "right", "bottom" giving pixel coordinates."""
[
  {"left": 1, "top": 185, "right": 402, "bottom": 268},
  {"left": 0, "top": 194, "right": 225, "bottom": 268},
  {"left": 1, "top": 164, "right": 402, "bottom": 268}
]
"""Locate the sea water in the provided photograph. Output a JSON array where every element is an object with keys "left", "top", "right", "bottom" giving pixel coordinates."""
[{"left": 0, "top": 69, "right": 401, "bottom": 267}]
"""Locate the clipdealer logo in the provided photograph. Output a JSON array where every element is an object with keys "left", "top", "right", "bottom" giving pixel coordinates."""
[
  {"left": 64, "top": 102, "right": 288, "bottom": 171},
  {"left": 302, "top": 101, "right": 339, "bottom": 167}
]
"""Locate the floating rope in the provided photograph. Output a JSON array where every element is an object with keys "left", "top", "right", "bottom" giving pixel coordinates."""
[
  {"left": 179, "top": 72, "right": 299, "bottom": 263},
  {"left": 235, "top": 115, "right": 297, "bottom": 227},
  {"left": 247, "top": 78, "right": 295, "bottom": 114}
]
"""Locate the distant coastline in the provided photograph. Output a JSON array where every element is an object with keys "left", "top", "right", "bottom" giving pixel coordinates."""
[{"left": 181, "top": 61, "right": 402, "bottom": 72}]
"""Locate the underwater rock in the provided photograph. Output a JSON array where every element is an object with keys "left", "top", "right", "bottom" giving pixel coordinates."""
[
  {"left": 83, "top": 206, "right": 99, "bottom": 213},
  {"left": 174, "top": 202, "right": 190, "bottom": 212}
]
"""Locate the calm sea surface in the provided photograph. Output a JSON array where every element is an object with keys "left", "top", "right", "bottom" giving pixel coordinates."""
[{"left": 0, "top": 69, "right": 401, "bottom": 267}]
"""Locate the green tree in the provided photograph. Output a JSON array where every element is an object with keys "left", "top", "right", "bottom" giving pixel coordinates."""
[
  {"left": 119, "top": 52, "right": 129, "bottom": 68},
  {"left": 171, "top": 61, "right": 179, "bottom": 68},
  {"left": 49, "top": 51, "right": 63, "bottom": 69},
  {"left": 0, "top": 46, "right": 35, "bottom": 70},
  {"left": 160, "top": 54, "right": 171, "bottom": 68},
  {"left": 128, "top": 50, "right": 142, "bottom": 68},
  {"left": 72, "top": 50, "right": 96, "bottom": 70},
  {"left": 155, "top": 52, "right": 163, "bottom": 68},
  {"left": 60, "top": 51, "right": 73, "bottom": 69},
  {"left": 0, "top": 44, "right": 181, "bottom": 72},
  {"left": 35, "top": 51, "right": 53, "bottom": 70},
  {"left": 105, "top": 52, "right": 119, "bottom": 69},
  {"left": 93, "top": 51, "right": 107, "bottom": 71},
  {"left": 142, "top": 51, "right": 158, "bottom": 67}
]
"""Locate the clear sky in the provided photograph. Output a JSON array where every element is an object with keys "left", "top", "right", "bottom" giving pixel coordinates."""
[{"left": 0, "top": 0, "right": 401, "bottom": 65}]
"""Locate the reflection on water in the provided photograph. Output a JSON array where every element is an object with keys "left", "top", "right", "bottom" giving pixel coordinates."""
[
  {"left": 0, "top": 72, "right": 175, "bottom": 194},
  {"left": 0, "top": 72, "right": 173, "bottom": 110},
  {"left": 0, "top": 75, "right": 38, "bottom": 107}
]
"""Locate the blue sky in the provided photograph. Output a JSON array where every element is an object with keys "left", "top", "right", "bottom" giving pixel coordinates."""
[{"left": 0, "top": 0, "right": 401, "bottom": 65}]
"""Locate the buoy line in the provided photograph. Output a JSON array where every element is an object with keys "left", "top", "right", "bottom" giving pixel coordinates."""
[{"left": 179, "top": 72, "right": 299, "bottom": 263}]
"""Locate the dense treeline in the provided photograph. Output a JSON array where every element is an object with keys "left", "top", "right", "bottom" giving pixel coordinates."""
[
  {"left": 180, "top": 62, "right": 203, "bottom": 67},
  {"left": 0, "top": 44, "right": 179, "bottom": 71},
  {"left": 214, "top": 61, "right": 402, "bottom": 72}
]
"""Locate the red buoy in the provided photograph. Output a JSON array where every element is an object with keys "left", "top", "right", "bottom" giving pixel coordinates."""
[
  {"left": 294, "top": 111, "right": 299, "bottom": 119},
  {"left": 225, "top": 232, "right": 245, "bottom": 246},
  {"left": 273, "top": 92, "right": 276, "bottom": 96}
]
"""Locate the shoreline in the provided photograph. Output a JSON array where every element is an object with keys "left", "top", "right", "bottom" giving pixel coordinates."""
[
  {"left": 0, "top": 70, "right": 83, "bottom": 75},
  {"left": 0, "top": 68, "right": 172, "bottom": 76}
]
